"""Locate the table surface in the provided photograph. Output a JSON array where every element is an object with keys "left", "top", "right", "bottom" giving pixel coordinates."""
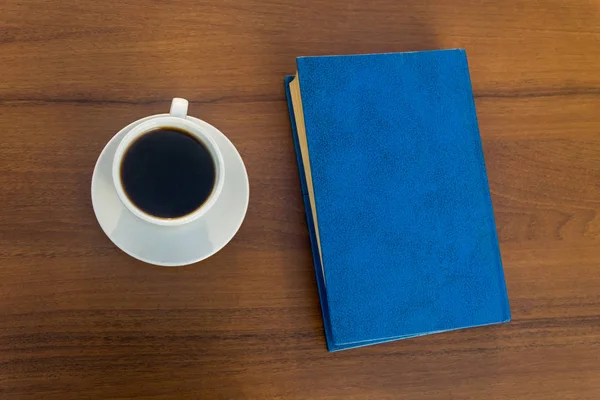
[{"left": 2, "top": 1, "right": 600, "bottom": 399}]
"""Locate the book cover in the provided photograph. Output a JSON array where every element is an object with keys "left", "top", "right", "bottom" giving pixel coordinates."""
[{"left": 285, "top": 49, "right": 510, "bottom": 351}]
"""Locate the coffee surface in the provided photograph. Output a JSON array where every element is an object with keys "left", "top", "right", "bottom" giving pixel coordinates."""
[{"left": 120, "top": 128, "right": 216, "bottom": 219}]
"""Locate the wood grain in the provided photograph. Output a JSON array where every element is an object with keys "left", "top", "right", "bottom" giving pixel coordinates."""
[{"left": 2, "top": 0, "right": 600, "bottom": 398}]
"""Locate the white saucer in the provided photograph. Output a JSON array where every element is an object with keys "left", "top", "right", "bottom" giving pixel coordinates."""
[{"left": 91, "top": 115, "right": 249, "bottom": 266}]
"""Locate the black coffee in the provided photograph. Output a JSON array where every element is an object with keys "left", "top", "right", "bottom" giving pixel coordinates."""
[{"left": 120, "top": 128, "right": 216, "bottom": 219}]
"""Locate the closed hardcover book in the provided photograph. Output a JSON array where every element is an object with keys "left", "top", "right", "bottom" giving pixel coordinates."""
[{"left": 285, "top": 49, "right": 510, "bottom": 351}]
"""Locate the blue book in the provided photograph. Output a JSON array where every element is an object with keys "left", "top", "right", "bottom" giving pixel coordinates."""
[{"left": 284, "top": 49, "right": 510, "bottom": 351}]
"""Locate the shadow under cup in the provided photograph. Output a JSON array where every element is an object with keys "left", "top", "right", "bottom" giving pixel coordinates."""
[{"left": 112, "top": 116, "right": 225, "bottom": 227}]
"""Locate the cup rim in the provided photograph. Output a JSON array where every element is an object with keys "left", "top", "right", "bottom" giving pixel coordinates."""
[{"left": 112, "top": 115, "right": 225, "bottom": 227}]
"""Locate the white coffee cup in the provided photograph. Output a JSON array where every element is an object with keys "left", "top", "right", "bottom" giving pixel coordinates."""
[{"left": 112, "top": 98, "right": 225, "bottom": 227}]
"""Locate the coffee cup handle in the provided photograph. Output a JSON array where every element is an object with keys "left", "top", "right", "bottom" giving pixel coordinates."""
[{"left": 169, "top": 98, "right": 189, "bottom": 118}]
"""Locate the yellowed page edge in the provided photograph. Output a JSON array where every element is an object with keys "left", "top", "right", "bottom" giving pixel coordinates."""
[{"left": 289, "top": 74, "right": 325, "bottom": 282}]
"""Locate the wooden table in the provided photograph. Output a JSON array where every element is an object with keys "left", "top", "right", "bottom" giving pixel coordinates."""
[{"left": 2, "top": 1, "right": 600, "bottom": 399}]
